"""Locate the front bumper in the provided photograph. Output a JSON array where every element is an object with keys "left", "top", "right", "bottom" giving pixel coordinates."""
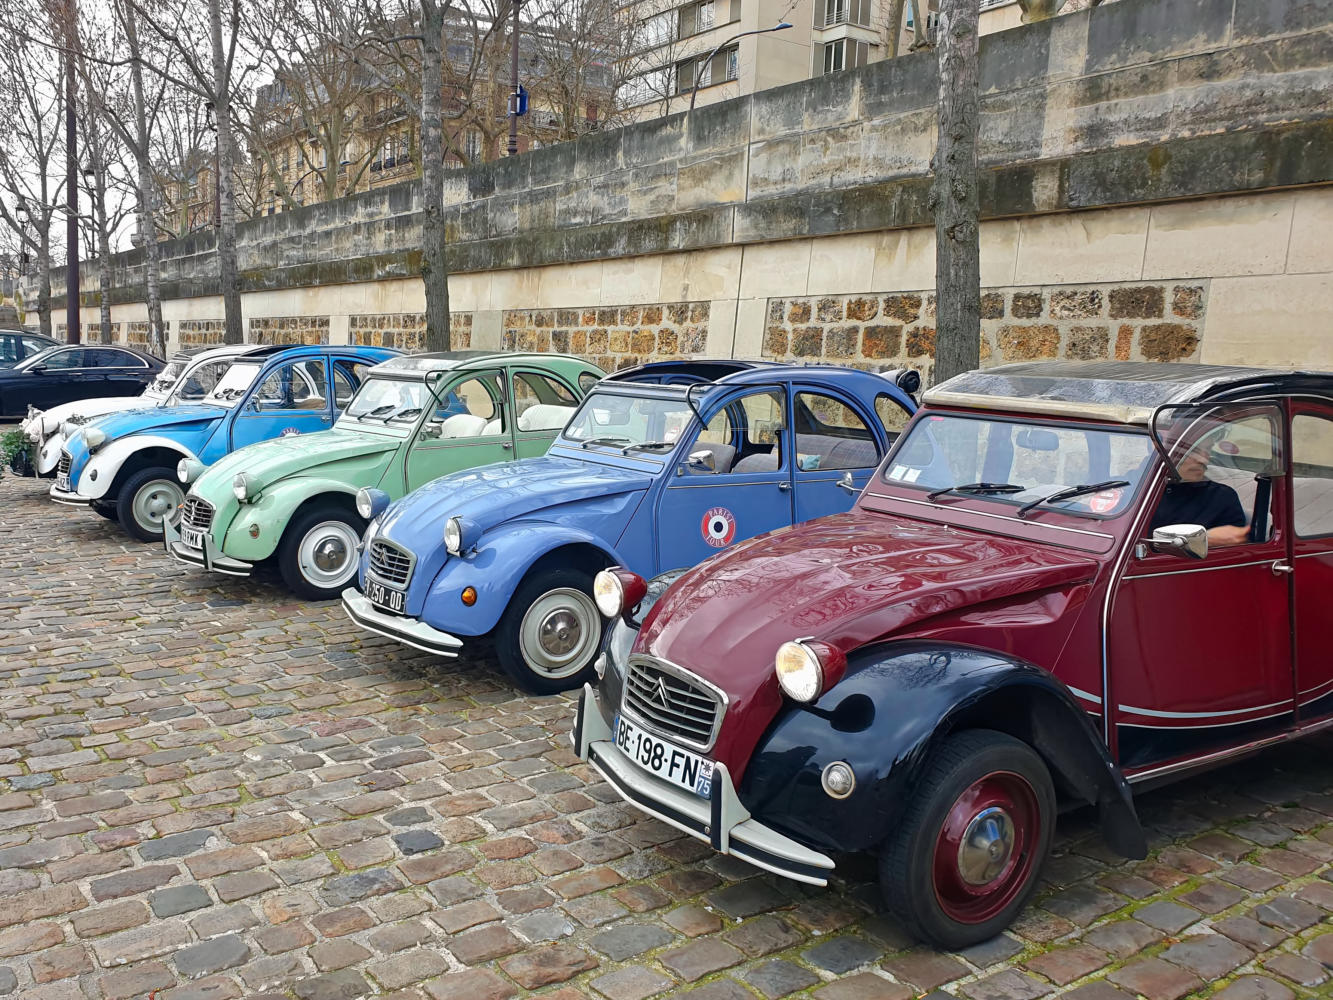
[
  {"left": 49, "top": 483, "right": 91, "bottom": 507},
  {"left": 341, "top": 588, "right": 465, "bottom": 658},
  {"left": 162, "top": 516, "right": 253, "bottom": 577},
  {"left": 574, "top": 684, "right": 835, "bottom": 885}
]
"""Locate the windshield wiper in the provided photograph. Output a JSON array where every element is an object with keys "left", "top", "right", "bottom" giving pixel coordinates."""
[
  {"left": 378, "top": 406, "right": 422, "bottom": 423},
  {"left": 926, "top": 482, "right": 1026, "bottom": 502},
  {"left": 579, "top": 436, "right": 632, "bottom": 449},
  {"left": 1017, "top": 479, "right": 1131, "bottom": 518},
  {"left": 623, "top": 441, "right": 674, "bottom": 454},
  {"left": 354, "top": 403, "right": 396, "bottom": 422}
]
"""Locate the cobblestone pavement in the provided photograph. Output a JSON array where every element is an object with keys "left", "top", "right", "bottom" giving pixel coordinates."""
[{"left": 2, "top": 473, "right": 1333, "bottom": 1000}]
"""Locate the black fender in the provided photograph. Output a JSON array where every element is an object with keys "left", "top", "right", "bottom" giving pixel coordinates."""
[{"left": 738, "top": 640, "right": 1148, "bottom": 861}]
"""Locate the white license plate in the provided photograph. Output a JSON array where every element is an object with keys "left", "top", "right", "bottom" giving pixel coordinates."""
[
  {"left": 55, "top": 472, "right": 70, "bottom": 492},
  {"left": 614, "top": 714, "right": 715, "bottom": 799},
  {"left": 180, "top": 526, "right": 204, "bottom": 550},
  {"left": 366, "top": 579, "right": 406, "bottom": 615}
]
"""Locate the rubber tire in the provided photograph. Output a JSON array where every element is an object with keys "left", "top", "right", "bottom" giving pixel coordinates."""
[
  {"left": 116, "top": 467, "right": 183, "bottom": 542},
  {"left": 878, "top": 729, "right": 1055, "bottom": 949},
  {"left": 494, "top": 567, "right": 605, "bottom": 695},
  {"left": 277, "top": 502, "right": 367, "bottom": 601},
  {"left": 91, "top": 501, "right": 118, "bottom": 521}
]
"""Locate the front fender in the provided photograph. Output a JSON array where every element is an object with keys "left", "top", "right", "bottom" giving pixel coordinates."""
[
  {"left": 739, "top": 641, "right": 1147, "bottom": 860},
  {"left": 217, "top": 477, "right": 361, "bottom": 562},
  {"left": 77, "top": 436, "right": 195, "bottom": 501},
  {"left": 419, "top": 522, "right": 624, "bottom": 638}
]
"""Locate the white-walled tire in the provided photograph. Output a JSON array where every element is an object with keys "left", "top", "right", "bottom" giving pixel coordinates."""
[
  {"left": 116, "top": 467, "right": 183, "bottom": 542},
  {"left": 279, "top": 503, "right": 366, "bottom": 600},
  {"left": 495, "top": 568, "right": 605, "bottom": 694}
]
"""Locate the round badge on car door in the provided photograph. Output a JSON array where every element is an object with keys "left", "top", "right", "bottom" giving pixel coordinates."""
[{"left": 702, "top": 507, "right": 736, "bottom": 547}]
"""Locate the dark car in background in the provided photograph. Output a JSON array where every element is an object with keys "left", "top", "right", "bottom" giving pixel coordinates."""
[
  {"left": 0, "top": 330, "right": 58, "bottom": 369},
  {"left": 0, "top": 344, "right": 163, "bottom": 416}
]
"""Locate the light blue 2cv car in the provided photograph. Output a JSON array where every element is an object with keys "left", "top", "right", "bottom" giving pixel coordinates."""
[{"left": 343, "top": 359, "right": 919, "bottom": 693}]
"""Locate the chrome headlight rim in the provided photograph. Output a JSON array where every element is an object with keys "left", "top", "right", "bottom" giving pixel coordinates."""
[
  {"left": 177, "top": 458, "right": 203, "bottom": 484},
  {"left": 593, "top": 569, "right": 625, "bottom": 618},
  {"left": 775, "top": 639, "right": 825, "bottom": 703},
  {"left": 443, "top": 515, "right": 464, "bottom": 556},
  {"left": 232, "top": 473, "right": 254, "bottom": 503},
  {"left": 356, "top": 487, "right": 390, "bottom": 521}
]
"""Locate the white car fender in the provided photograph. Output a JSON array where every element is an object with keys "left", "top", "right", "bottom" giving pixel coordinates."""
[{"left": 76, "top": 435, "right": 196, "bottom": 501}]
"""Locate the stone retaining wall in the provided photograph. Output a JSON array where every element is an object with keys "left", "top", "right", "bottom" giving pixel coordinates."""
[
  {"left": 349, "top": 313, "right": 472, "bottom": 352},
  {"left": 178, "top": 320, "right": 226, "bottom": 347},
  {"left": 125, "top": 322, "right": 154, "bottom": 348},
  {"left": 501, "top": 302, "right": 709, "bottom": 372},
  {"left": 247, "top": 316, "right": 331, "bottom": 346},
  {"left": 762, "top": 281, "right": 1208, "bottom": 381}
]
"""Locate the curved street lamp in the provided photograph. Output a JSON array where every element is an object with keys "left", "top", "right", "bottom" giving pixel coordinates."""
[{"left": 689, "top": 21, "right": 793, "bottom": 112}]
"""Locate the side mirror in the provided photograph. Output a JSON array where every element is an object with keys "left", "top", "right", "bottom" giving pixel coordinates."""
[
  {"left": 29, "top": 363, "right": 47, "bottom": 374},
  {"left": 1149, "top": 524, "right": 1208, "bottom": 560},
  {"left": 687, "top": 449, "right": 716, "bottom": 473},
  {"left": 420, "top": 421, "right": 443, "bottom": 439},
  {"left": 836, "top": 471, "right": 857, "bottom": 495}
]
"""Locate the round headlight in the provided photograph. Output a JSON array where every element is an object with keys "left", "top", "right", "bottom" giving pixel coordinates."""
[
  {"left": 444, "top": 516, "right": 464, "bottom": 556},
  {"left": 41, "top": 415, "right": 59, "bottom": 436},
  {"left": 232, "top": 473, "right": 253, "bottom": 503},
  {"left": 84, "top": 428, "right": 107, "bottom": 452},
  {"left": 356, "top": 488, "right": 374, "bottom": 519},
  {"left": 593, "top": 570, "right": 624, "bottom": 618},
  {"left": 775, "top": 641, "right": 824, "bottom": 703},
  {"left": 178, "top": 458, "right": 203, "bottom": 484}
]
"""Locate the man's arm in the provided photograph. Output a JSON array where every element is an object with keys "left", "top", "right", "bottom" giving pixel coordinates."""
[{"left": 1209, "top": 483, "right": 1250, "bottom": 547}]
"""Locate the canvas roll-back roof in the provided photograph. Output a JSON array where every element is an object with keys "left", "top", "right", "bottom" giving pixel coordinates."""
[{"left": 924, "top": 361, "right": 1332, "bottom": 424}]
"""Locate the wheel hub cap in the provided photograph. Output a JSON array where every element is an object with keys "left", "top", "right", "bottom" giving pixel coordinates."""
[
  {"left": 957, "top": 806, "right": 1014, "bottom": 886},
  {"left": 539, "top": 609, "right": 581, "bottom": 656},
  {"left": 313, "top": 537, "right": 347, "bottom": 572}
]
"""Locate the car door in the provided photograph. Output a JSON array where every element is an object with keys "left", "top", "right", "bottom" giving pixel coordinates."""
[
  {"left": 229, "top": 358, "right": 334, "bottom": 451},
  {"left": 655, "top": 388, "right": 794, "bottom": 571},
  {"left": 403, "top": 370, "right": 514, "bottom": 492},
  {"left": 511, "top": 368, "right": 581, "bottom": 460},
  {"left": 1108, "top": 404, "right": 1294, "bottom": 772},
  {"left": 789, "top": 386, "right": 886, "bottom": 522},
  {"left": 1289, "top": 404, "right": 1333, "bottom": 725},
  {"left": 89, "top": 348, "right": 150, "bottom": 397},
  {"left": 21, "top": 347, "right": 89, "bottom": 409}
]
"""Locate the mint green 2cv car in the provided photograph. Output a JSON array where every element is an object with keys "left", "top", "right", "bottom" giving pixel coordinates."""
[{"left": 164, "top": 351, "right": 606, "bottom": 599}]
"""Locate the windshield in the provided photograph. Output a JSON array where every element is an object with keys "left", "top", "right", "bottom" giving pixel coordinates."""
[
  {"left": 339, "top": 377, "right": 435, "bottom": 428},
  {"left": 561, "top": 390, "right": 696, "bottom": 451},
  {"left": 166, "top": 357, "right": 232, "bottom": 405},
  {"left": 884, "top": 414, "right": 1154, "bottom": 518},
  {"left": 147, "top": 361, "right": 186, "bottom": 398},
  {"left": 202, "top": 361, "right": 262, "bottom": 407}
]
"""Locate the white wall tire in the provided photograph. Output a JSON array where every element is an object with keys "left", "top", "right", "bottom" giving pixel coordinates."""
[
  {"left": 116, "top": 468, "right": 183, "bottom": 542},
  {"left": 495, "top": 569, "right": 605, "bottom": 694},
  {"left": 278, "top": 503, "right": 366, "bottom": 600}
]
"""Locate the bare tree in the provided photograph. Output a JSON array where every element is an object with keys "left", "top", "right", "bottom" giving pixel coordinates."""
[
  {"left": 0, "top": 5, "right": 68, "bottom": 340},
  {"left": 930, "top": 0, "right": 980, "bottom": 383},
  {"left": 522, "top": 0, "right": 629, "bottom": 143}
]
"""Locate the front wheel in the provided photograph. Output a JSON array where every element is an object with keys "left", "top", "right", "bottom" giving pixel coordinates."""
[
  {"left": 878, "top": 729, "right": 1055, "bottom": 949},
  {"left": 116, "top": 467, "right": 184, "bottom": 542},
  {"left": 494, "top": 568, "right": 605, "bottom": 695},
  {"left": 278, "top": 503, "right": 367, "bottom": 600}
]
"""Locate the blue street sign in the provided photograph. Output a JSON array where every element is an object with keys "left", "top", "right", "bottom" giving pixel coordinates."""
[{"left": 510, "top": 85, "right": 529, "bottom": 117}]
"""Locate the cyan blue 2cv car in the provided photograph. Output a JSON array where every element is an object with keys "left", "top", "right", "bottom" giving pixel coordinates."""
[
  {"left": 51, "top": 344, "right": 400, "bottom": 541},
  {"left": 343, "top": 359, "right": 919, "bottom": 693}
]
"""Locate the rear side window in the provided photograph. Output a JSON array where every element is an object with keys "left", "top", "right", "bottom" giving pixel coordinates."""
[
  {"left": 875, "top": 393, "right": 912, "bottom": 445},
  {"left": 1292, "top": 414, "right": 1333, "bottom": 538},
  {"left": 794, "top": 392, "right": 878, "bottom": 471}
]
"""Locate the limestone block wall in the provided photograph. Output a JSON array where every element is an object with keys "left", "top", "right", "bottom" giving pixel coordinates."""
[
  {"left": 349, "top": 313, "right": 472, "bottom": 352},
  {"left": 247, "top": 316, "right": 331, "bottom": 346},
  {"left": 501, "top": 303, "right": 709, "bottom": 372},
  {"left": 761, "top": 282, "right": 1209, "bottom": 381},
  {"left": 178, "top": 320, "right": 226, "bottom": 347},
  {"left": 125, "top": 322, "right": 157, "bottom": 348}
]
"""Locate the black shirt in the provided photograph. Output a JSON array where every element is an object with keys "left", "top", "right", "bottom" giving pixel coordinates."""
[{"left": 1150, "top": 480, "right": 1247, "bottom": 531}]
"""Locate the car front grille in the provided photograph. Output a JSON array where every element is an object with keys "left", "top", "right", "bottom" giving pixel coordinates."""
[
  {"left": 368, "top": 540, "right": 413, "bottom": 588},
  {"left": 623, "top": 656, "right": 724, "bottom": 751},
  {"left": 180, "top": 496, "right": 214, "bottom": 533},
  {"left": 57, "top": 452, "right": 71, "bottom": 478}
]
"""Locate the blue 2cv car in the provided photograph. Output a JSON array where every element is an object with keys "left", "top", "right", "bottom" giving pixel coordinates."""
[
  {"left": 51, "top": 343, "right": 400, "bottom": 541},
  {"left": 343, "top": 360, "right": 919, "bottom": 693}
]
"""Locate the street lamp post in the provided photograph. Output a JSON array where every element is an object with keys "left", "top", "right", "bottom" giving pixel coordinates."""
[
  {"left": 688, "top": 21, "right": 792, "bottom": 113},
  {"left": 64, "top": 0, "right": 80, "bottom": 344}
]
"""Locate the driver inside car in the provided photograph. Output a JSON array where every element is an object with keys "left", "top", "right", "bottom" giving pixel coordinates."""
[{"left": 1149, "top": 442, "right": 1249, "bottom": 546}]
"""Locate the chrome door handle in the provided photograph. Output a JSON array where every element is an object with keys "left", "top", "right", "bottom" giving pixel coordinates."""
[
  {"left": 777, "top": 482, "right": 790, "bottom": 492},
  {"left": 502, "top": 442, "right": 512, "bottom": 450},
  {"left": 1272, "top": 561, "right": 1293, "bottom": 575}
]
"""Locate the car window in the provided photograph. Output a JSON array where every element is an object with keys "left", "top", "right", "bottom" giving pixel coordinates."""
[
  {"left": 578, "top": 372, "right": 601, "bottom": 394},
  {"left": 875, "top": 393, "right": 913, "bottom": 446},
  {"left": 513, "top": 371, "right": 578, "bottom": 433},
  {"left": 22, "top": 337, "right": 50, "bottom": 356},
  {"left": 794, "top": 391, "right": 877, "bottom": 471},
  {"left": 563, "top": 390, "right": 694, "bottom": 451},
  {"left": 423, "top": 373, "right": 505, "bottom": 439},
  {"left": 88, "top": 348, "right": 143, "bottom": 368},
  {"left": 1291, "top": 414, "right": 1333, "bottom": 538},
  {"left": 251, "top": 360, "right": 327, "bottom": 412},
  {"left": 170, "top": 359, "right": 230, "bottom": 403},
  {"left": 0, "top": 337, "right": 20, "bottom": 364},
  {"left": 332, "top": 363, "right": 360, "bottom": 408},
  {"left": 691, "top": 390, "right": 785, "bottom": 475},
  {"left": 40, "top": 348, "right": 86, "bottom": 370}
]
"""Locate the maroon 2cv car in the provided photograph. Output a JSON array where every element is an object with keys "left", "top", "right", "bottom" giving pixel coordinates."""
[{"left": 576, "top": 361, "right": 1333, "bottom": 947}]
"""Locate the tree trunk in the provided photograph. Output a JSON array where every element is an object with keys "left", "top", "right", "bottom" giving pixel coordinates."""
[
  {"left": 420, "top": 0, "right": 451, "bottom": 352},
  {"left": 930, "top": 0, "right": 981, "bottom": 384},
  {"left": 887, "top": 0, "right": 906, "bottom": 58},
  {"left": 124, "top": 6, "right": 166, "bottom": 357},
  {"left": 36, "top": 238, "right": 52, "bottom": 341},
  {"left": 209, "top": 0, "right": 243, "bottom": 345}
]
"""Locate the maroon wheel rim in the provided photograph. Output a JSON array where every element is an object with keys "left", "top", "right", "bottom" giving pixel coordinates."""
[{"left": 931, "top": 770, "right": 1041, "bottom": 924}]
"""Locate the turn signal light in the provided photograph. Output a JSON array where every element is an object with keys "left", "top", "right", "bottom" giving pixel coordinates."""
[{"left": 460, "top": 586, "right": 477, "bottom": 606}]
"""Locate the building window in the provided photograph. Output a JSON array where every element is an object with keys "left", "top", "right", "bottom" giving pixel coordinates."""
[
  {"left": 622, "top": 66, "right": 672, "bottom": 106},
  {"left": 818, "top": 38, "right": 869, "bottom": 75},
  {"left": 818, "top": 0, "right": 870, "bottom": 28},
  {"left": 678, "top": 0, "right": 715, "bottom": 37},
  {"left": 675, "top": 44, "right": 738, "bottom": 94}
]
